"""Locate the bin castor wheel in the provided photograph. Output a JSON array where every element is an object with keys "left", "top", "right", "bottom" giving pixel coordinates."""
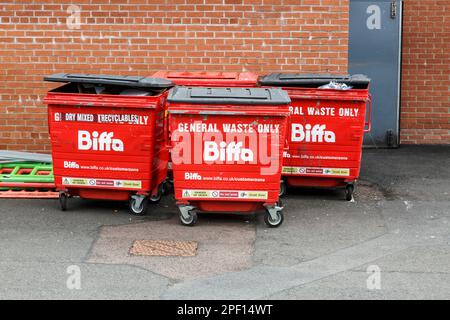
[
  {"left": 180, "top": 211, "right": 197, "bottom": 226},
  {"left": 59, "top": 192, "right": 68, "bottom": 211},
  {"left": 161, "top": 180, "right": 169, "bottom": 195},
  {"left": 279, "top": 180, "right": 287, "bottom": 197},
  {"left": 163, "top": 179, "right": 174, "bottom": 195},
  {"left": 150, "top": 183, "right": 165, "bottom": 203},
  {"left": 178, "top": 205, "right": 197, "bottom": 226},
  {"left": 345, "top": 184, "right": 354, "bottom": 201},
  {"left": 264, "top": 210, "right": 284, "bottom": 228},
  {"left": 129, "top": 196, "right": 148, "bottom": 215},
  {"left": 150, "top": 192, "right": 162, "bottom": 203},
  {"left": 264, "top": 204, "right": 284, "bottom": 228}
]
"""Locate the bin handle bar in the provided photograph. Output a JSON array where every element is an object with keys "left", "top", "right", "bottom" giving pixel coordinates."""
[
  {"left": 164, "top": 110, "right": 172, "bottom": 149},
  {"left": 364, "top": 93, "right": 372, "bottom": 133}
]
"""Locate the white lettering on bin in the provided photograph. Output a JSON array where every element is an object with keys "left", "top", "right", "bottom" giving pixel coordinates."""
[
  {"left": 204, "top": 141, "right": 253, "bottom": 162},
  {"left": 78, "top": 130, "right": 124, "bottom": 152},
  {"left": 291, "top": 124, "right": 336, "bottom": 143}
]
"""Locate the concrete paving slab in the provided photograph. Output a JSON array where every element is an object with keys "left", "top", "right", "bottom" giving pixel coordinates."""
[
  {"left": 267, "top": 270, "right": 450, "bottom": 300},
  {"left": 162, "top": 232, "right": 425, "bottom": 299},
  {"left": 254, "top": 186, "right": 387, "bottom": 267},
  {"left": 87, "top": 217, "right": 256, "bottom": 280},
  {"left": 0, "top": 262, "right": 168, "bottom": 300}
]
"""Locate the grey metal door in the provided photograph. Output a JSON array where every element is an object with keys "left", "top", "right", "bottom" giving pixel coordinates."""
[{"left": 349, "top": 0, "right": 402, "bottom": 147}]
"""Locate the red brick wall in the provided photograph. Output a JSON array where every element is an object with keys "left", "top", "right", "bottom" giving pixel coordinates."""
[
  {"left": 0, "top": 0, "right": 349, "bottom": 152},
  {"left": 400, "top": 0, "right": 450, "bottom": 144}
]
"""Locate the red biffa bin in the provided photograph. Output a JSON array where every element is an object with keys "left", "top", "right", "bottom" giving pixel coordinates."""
[
  {"left": 152, "top": 71, "right": 259, "bottom": 179},
  {"left": 44, "top": 73, "right": 174, "bottom": 214},
  {"left": 167, "top": 87, "right": 291, "bottom": 227},
  {"left": 259, "top": 74, "right": 372, "bottom": 200},
  {"left": 151, "top": 71, "right": 258, "bottom": 87}
]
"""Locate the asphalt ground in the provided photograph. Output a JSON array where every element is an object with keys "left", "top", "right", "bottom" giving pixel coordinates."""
[{"left": 0, "top": 145, "right": 449, "bottom": 299}]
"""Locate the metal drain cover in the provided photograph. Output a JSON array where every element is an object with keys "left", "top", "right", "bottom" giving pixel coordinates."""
[{"left": 129, "top": 240, "right": 198, "bottom": 257}]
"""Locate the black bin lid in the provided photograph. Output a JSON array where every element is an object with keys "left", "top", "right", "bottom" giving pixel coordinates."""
[
  {"left": 259, "top": 73, "right": 370, "bottom": 87},
  {"left": 44, "top": 73, "right": 174, "bottom": 88},
  {"left": 167, "top": 87, "right": 291, "bottom": 105}
]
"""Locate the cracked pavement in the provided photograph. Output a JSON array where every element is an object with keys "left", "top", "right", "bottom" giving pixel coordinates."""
[{"left": 0, "top": 145, "right": 449, "bottom": 299}]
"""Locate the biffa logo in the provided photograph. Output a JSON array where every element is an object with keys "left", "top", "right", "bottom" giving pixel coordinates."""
[
  {"left": 78, "top": 131, "right": 124, "bottom": 152},
  {"left": 291, "top": 124, "right": 336, "bottom": 143},
  {"left": 204, "top": 141, "right": 253, "bottom": 162}
]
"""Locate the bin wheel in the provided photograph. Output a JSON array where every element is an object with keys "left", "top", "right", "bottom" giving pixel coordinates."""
[
  {"left": 179, "top": 209, "right": 198, "bottom": 227},
  {"left": 279, "top": 181, "right": 287, "bottom": 197},
  {"left": 129, "top": 196, "right": 148, "bottom": 215},
  {"left": 264, "top": 210, "right": 284, "bottom": 228},
  {"left": 161, "top": 181, "right": 168, "bottom": 195},
  {"left": 150, "top": 192, "right": 162, "bottom": 203},
  {"left": 163, "top": 179, "right": 174, "bottom": 195},
  {"left": 345, "top": 184, "right": 354, "bottom": 201},
  {"left": 59, "top": 192, "right": 67, "bottom": 211},
  {"left": 150, "top": 183, "right": 164, "bottom": 203}
]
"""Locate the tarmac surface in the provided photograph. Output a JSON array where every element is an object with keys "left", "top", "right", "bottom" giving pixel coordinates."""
[{"left": 0, "top": 145, "right": 449, "bottom": 299}]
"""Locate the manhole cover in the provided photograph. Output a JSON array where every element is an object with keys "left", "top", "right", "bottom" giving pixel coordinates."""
[{"left": 129, "top": 240, "right": 198, "bottom": 257}]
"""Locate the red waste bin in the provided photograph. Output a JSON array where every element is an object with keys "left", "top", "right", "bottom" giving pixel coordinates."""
[
  {"left": 152, "top": 71, "right": 259, "bottom": 181},
  {"left": 167, "top": 87, "right": 291, "bottom": 227},
  {"left": 151, "top": 71, "right": 258, "bottom": 87},
  {"left": 44, "top": 73, "right": 174, "bottom": 214},
  {"left": 259, "top": 74, "right": 372, "bottom": 200}
]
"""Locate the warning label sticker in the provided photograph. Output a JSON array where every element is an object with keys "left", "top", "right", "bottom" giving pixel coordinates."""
[
  {"left": 62, "top": 177, "right": 142, "bottom": 189},
  {"left": 282, "top": 166, "right": 350, "bottom": 176},
  {"left": 181, "top": 189, "right": 268, "bottom": 200}
]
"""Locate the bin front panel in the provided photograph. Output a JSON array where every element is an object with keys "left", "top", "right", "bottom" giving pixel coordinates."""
[
  {"left": 282, "top": 88, "right": 368, "bottom": 183},
  {"left": 47, "top": 97, "right": 166, "bottom": 193},
  {"left": 168, "top": 109, "right": 288, "bottom": 204},
  {"left": 152, "top": 71, "right": 258, "bottom": 87}
]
